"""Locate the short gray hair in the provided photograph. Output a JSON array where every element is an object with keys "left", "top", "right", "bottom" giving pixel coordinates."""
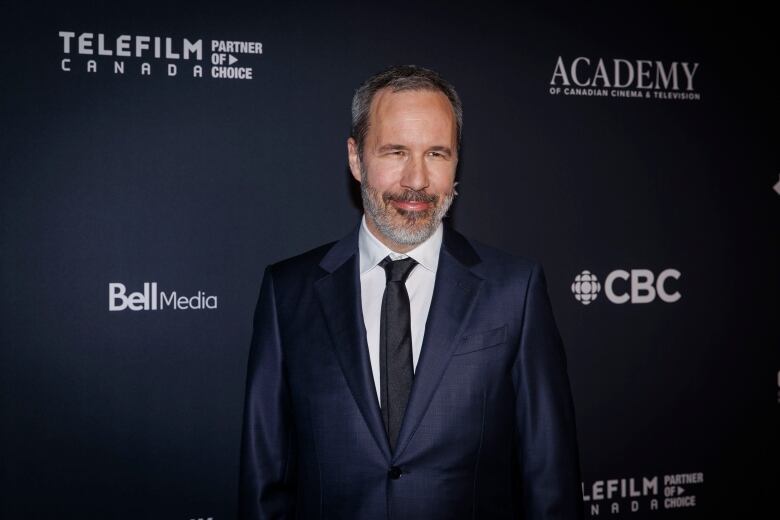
[{"left": 350, "top": 65, "right": 463, "bottom": 158}]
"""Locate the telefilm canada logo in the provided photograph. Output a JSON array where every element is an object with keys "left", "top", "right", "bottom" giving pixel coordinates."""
[
  {"left": 549, "top": 56, "right": 701, "bottom": 101},
  {"left": 582, "top": 471, "right": 704, "bottom": 516},
  {"left": 571, "top": 269, "right": 681, "bottom": 305},
  {"left": 58, "top": 31, "right": 263, "bottom": 80},
  {"left": 108, "top": 282, "right": 218, "bottom": 311}
]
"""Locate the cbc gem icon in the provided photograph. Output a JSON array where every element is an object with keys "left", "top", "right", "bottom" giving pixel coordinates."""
[{"left": 571, "top": 270, "right": 601, "bottom": 305}]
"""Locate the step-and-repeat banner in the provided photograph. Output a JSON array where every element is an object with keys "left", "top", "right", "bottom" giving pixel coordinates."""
[{"left": 2, "top": 3, "right": 777, "bottom": 519}]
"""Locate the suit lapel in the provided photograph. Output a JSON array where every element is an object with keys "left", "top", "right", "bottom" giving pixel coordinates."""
[
  {"left": 392, "top": 225, "right": 484, "bottom": 460},
  {"left": 313, "top": 222, "right": 484, "bottom": 462},
  {"left": 314, "top": 225, "right": 392, "bottom": 462}
]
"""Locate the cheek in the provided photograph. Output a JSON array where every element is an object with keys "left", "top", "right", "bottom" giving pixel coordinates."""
[
  {"left": 365, "top": 161, "right": 404, "bottom": 189},
  {"left": 428, "top": 166, "right": 456, "bottom": 192}
]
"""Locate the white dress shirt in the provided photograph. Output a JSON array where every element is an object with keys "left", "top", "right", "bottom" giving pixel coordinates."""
[{"left": 358, "top": 215, "right": 443, "bottom": 404}]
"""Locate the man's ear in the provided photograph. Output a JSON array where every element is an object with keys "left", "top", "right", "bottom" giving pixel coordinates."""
[{"left": 347, "top": 137, "right": 362, "bottom": 183}]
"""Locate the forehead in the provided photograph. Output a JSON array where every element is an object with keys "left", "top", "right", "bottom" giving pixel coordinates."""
[{"left": 368, "top": 88, "right": 456, "bottom": 137}]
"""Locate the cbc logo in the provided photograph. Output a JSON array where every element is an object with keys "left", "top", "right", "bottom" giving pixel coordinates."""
[
  {"left": 572, "top": 269, "right": 681, "bottom": 305},
  {"left": 571, "top": 270, "right": 601, "bottom": 305}
]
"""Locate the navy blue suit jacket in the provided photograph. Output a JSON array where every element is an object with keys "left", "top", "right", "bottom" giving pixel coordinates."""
[{"left": 239, "top": 222, "right": 583, "bottom": 519}]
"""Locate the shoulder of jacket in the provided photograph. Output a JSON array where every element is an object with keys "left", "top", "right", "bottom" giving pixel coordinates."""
[
  {"left": 266, "top": 241, "right": 336, "bottom": 282},
  {"left": 464, "top": 236, "right": 540, "bottom": 280}
]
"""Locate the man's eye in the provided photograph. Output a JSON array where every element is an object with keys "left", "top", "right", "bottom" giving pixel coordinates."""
[{"left": 428, "top": 151, "right": 444, "bottom": 158}]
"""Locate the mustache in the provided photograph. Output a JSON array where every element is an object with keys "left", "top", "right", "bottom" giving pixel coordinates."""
[{"left": 383, "top": 190, "right": 438, "bottom": 204}]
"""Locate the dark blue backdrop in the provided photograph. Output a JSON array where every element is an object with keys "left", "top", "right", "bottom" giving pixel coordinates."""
[{"left": 1, "top": 2, "right": 777, "bottom": 519}]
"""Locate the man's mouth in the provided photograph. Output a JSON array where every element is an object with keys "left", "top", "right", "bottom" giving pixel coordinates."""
[
  {"left": 390, "top": 199, "right": 432, "bottom": 212},
  {"left": 385, "top": 191, "right": 437, "bottom": 214}
]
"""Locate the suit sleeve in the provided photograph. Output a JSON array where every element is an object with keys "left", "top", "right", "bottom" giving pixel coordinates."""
[
  {"left": 238, "top": 267, "right": 297, "bottom": 519},
  {"left": 513, "top": 263, "right": 584, "bottom": 519}
]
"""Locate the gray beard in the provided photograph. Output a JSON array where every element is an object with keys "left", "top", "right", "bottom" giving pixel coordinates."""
[{"left": 360, "top": 168, "right": 455, "bottom": 246}]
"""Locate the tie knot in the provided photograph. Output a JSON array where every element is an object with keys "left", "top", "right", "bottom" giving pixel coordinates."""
[{"left": 379, "top": 256, "right": 418, "bottom": 283}]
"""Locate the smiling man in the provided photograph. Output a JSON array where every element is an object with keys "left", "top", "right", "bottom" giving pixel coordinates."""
[
  {"left": 350, "top": 85, "right": 457, "bottom": 251},
  {"left": 239, "top": 65, "right": 584, "bottom": 519}
]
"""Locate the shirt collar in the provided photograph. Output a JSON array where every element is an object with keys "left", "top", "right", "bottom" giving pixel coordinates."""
[{"left": 358, "top": 214, "right": 443, "bottom": 275}]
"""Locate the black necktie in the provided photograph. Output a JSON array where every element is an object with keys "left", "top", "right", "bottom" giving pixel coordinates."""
[{"left": 378, "top": 255, "right": 417, "bottom": 451}]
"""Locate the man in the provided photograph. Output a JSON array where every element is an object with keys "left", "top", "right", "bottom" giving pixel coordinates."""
[{"left": 239, "top": 65, "right": 583, "bottom": 519}]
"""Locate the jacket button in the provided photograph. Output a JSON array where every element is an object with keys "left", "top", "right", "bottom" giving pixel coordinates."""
[{"left": 388, "top": 466, "right": 402, "bottom": 479}]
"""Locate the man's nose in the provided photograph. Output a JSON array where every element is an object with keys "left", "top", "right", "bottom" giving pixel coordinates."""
[{"left": 400, "top": 155, "right": 430, "bottom": 191}]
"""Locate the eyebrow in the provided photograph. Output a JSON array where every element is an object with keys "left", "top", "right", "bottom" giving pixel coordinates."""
[
  {"left": 376, "top": 144, "right": 409, "bottom": 153},
  {"left": 376, "top": 144, "right": 453, "bottom": 155},
  {"left": 428, "top": 145, "right": 453, "bottom": 155}
]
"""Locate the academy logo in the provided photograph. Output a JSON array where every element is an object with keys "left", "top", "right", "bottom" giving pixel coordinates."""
[
  {"left": 572, "top": 269, "right": 681, "bottom": 305},
  {"left": 549, "top": 56, "right": 701, "bottom": 101}
]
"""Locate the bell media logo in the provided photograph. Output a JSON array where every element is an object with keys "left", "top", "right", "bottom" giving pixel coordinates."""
[
  {"left": 109, "top": 282, "right": 218, "bottom": 311},
  {"left": 571, "top": 269, "right": 681, "bottom": 305}
]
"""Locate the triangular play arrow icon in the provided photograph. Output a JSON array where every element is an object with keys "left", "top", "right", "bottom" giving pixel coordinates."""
[
  {"left": 228, "top": 54, "right": 238, "bottom": 65},
  {"left": 677, "top": 486, "right": 685, "bottom": 495}
]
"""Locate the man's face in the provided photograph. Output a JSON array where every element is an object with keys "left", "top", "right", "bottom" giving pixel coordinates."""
[{"left": 348, "top": 89, "right": 458, "bottom": 251}]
